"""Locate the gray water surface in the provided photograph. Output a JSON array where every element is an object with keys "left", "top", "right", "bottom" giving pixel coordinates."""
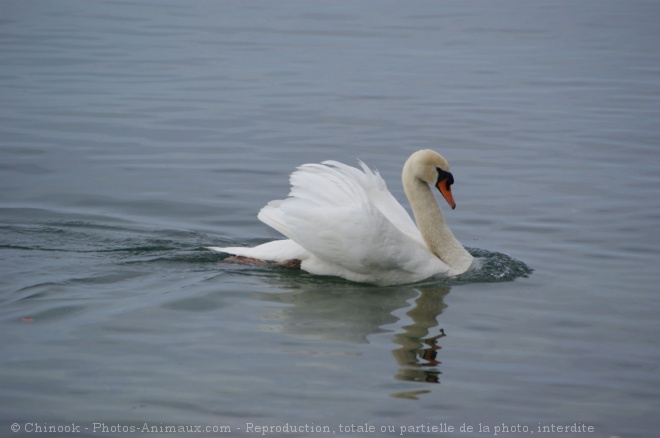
[{"left": 2, "top": 1, "right": 660, "bottom": 437}]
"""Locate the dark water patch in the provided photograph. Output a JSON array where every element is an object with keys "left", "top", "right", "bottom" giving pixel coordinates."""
[
  {"left": 18, "top": 304, "right": 87, "bottom": 323},
  {"left": 160, "top": 295, "right": 227, "bottom": 313}
]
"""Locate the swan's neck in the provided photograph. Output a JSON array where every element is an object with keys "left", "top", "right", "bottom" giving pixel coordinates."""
[{"left": 403, "top": 171, "right": 472, "bottom": 272}]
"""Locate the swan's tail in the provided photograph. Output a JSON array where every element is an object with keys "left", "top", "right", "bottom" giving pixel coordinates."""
[{"left": 206, "top": 239, "right": 306, "bottom": 263}]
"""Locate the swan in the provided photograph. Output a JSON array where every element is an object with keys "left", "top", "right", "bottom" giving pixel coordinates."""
[{"left": 208, "top": 149, "right": 474, "bottom": 285}]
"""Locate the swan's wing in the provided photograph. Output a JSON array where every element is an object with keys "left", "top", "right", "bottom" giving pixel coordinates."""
[
  {"left": 258, "top": 161, "right": 445, "bottom": 284},
  {"left": 321, "top": 160, "right": 424, "bottom": 245}
]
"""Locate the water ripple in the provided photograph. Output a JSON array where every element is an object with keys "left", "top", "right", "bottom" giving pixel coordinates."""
[{"left": 460, "top": 247, "right": 534, "bottom": 284}]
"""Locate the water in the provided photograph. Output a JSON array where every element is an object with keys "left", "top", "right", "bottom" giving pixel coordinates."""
[{"left": 2, "top": 1, "right": 659, "bottom": 437}]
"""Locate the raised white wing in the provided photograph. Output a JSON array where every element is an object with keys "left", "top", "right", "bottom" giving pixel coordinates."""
[{"left": 321, "top": 160, "right": 424, "bottom": 245}]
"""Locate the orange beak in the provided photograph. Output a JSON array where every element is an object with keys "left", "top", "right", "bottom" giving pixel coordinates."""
[{"left": 436, "top": 179, "right": 456, "bottom": 209}]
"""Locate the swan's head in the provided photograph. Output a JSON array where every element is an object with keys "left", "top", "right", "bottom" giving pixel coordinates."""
[{"left": 405, "top": 149, "right": 457, "bottom": 209}]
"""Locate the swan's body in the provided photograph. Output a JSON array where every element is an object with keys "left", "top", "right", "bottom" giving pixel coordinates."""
[{"left": 208, "top": 150, "right": 474, "bottom": 285}]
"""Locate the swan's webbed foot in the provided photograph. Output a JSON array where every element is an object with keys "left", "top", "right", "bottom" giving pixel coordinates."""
[
  {"left": 279, "top": 259, "right": 301, "bottom": 269},
  {"left": 221, "top": 256, "right": 301, "bottom": 270},
  {"left": 222, "top": 256, "right": 268, "bottom": 265}
]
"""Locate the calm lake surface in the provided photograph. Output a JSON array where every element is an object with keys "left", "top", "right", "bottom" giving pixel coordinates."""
[{"left": 2, "top": 1, "right": 660, "bottom": 437}]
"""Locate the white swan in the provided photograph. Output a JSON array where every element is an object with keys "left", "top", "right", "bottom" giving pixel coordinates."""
[{"left": 208, "top": 149, "right": 474, "bottom": 285}]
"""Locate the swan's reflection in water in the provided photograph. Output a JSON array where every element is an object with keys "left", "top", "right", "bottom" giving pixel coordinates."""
[
  {"left": 252, "top": 274, "right": 451, "bottom": 391},
  {"left": 392, "top": 286, "right": 449, "bottom": 385}
]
